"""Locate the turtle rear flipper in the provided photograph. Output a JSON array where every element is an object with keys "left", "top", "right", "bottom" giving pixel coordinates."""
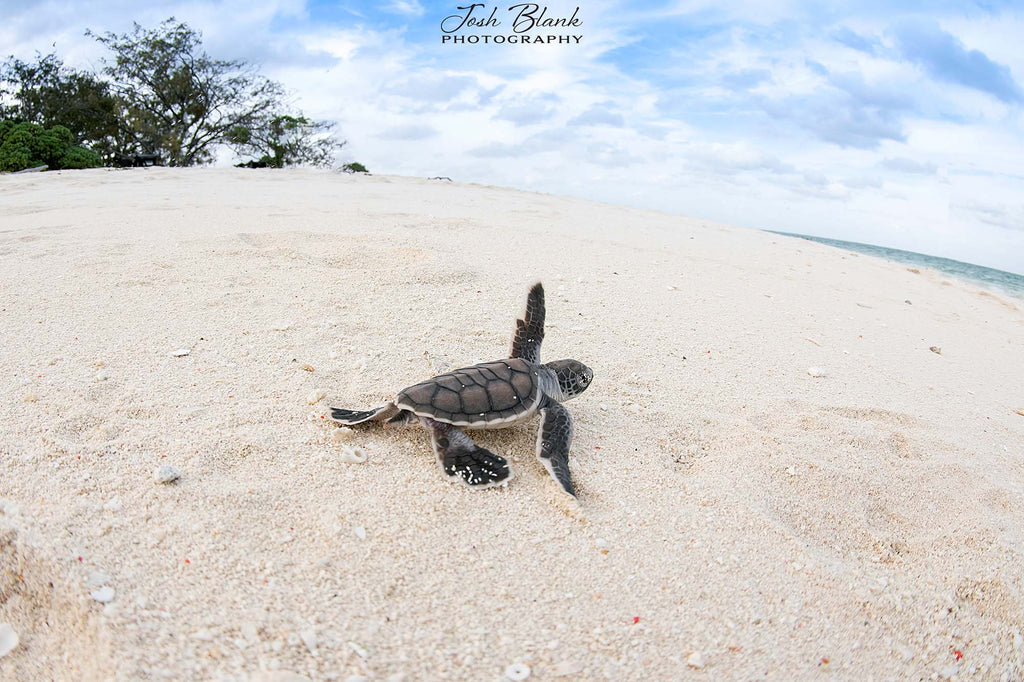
[
  {"left": 330, "top": 403, "right": 399, "bottom": 425},
  {"left": 428, "top": 420, "right": 511, "bottom": 488},
  {"left": 536, "top": 402, "right": 576, "bottom": 497}
]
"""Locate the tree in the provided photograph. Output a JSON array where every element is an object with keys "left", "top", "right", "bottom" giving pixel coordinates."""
[
  {"left": 0, "top": 53, "right": 122, "bottom": 159},
  {"left": 87, "top": 18, "right": 285, "bottom": 166},
  {"left": 0, "top": 120, "right": 103, "bottom": 172},
  {"left": 227, "top": 114, "right": 343, "bottom": 168},
  {"left": 1, "top": 18, "right": 344, "bottom": 170}
]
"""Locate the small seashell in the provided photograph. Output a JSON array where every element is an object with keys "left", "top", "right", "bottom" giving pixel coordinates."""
[
  {"left": 353, "top": 526, "right": 367, "bottom": 540},
  {"left": 348, "top": 641, "right": 368, "bottom": 658},
  {"left": 332, "top": 427, "right": 355, "bottom": 442},
  {"left": 1015, "top": 408, "right": 1024, "bottom": 417},
  {"left": 170, "top": 349, "right": 191, "bottom": 357},
  {"left": 300, "top": 364, "right": 315, "bottom": 372},
  {"left": 90, "top": 585, "right": 115, "bottom": 603},
  {"left": 95, "top": 369, "right": 109, "bottom": 382},
  {"left": 340, "top": 446, "right": 367, "bottom": 464},
  {"left": 552, "top": 661, "right": 582, "bottom": 677},
  {"left": 271, "top": 322, "right": 292, "bottom": 331},
  {"left": 686, "top": 651, "right": 705, "bottom": 669},
  {"left": 23, "top": 392, "right": 38, "bottom": 403},
  {"left": 306, "top": 390, "right": 326, "bottom": 405},
  {"left": 806, "top": 367, "right": 827, "bottom": 378},
  {"left": 0, "top": 623, "right": 19, "bottom": 658},
  {"left": 504, "top": 663, "right": 531, "bottom": 681},
  {"left": 153, "top": 464, "right": 182, "bottom": 484},
  {"left": 300, "top": 628, "right": 318, "bottom": 654},
  {"left": 929, "top": 346, "right": 942, "bottom": 355},
  {"left": 87, "top": 571, "right": 111, "bottom": 587}
]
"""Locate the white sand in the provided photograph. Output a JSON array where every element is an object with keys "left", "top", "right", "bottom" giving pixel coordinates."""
[{"left": 1, "top": 167, "right": 1022, "bottom": 680}]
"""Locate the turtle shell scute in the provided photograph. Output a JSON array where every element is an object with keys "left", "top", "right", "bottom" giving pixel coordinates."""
[{"left": 396, "top": 358, "right": 540, "bottom": 425}]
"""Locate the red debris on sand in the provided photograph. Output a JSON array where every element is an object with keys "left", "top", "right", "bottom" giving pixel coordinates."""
[
  {"left": 184, "top": 558, "right": 191, "bottom": 564},
  {"left": 633, "top": 617, "right": 640, "bottom": 624},
  {"left": 594, "top": 445, "right": 602, "bottom": 450},
  {"left": 954, "top": 650, "right": 963, "bottom": 661}
]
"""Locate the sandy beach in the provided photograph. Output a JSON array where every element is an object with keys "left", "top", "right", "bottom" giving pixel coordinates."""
[{"left": 1, "top": 167, "right": 1022, "bottom": 680}]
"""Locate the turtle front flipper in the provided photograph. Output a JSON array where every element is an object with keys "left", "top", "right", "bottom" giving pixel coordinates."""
[
  {"left": 535, "top": 402, "right": 576, "bottom": 497},
  {"left": 330, "top": 403, "right": 400, "bottom": 425},
  {"left": 510, "top": 282, "right": 545, "bottom": 364},
  {"left": 427, "top": 420, "right": 511, "bottom": 488}
]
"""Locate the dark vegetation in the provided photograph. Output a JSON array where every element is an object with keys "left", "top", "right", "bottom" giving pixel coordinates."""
[{"left": 1, "top": 18, "right": 358, "bottom": 172}]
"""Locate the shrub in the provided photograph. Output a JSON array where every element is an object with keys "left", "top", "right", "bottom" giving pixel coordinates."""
[{"left": 0, "top": 120, "right": 103, "bottom": 172}]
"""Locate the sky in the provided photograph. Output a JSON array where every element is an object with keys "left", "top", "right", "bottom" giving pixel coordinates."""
[{"left": 2, "top": 1, "right": 1023, "bottom": 274}]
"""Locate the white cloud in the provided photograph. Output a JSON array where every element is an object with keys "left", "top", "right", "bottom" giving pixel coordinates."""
[{"left": 382, "top": 0, "right": 425, "bottom": 17}]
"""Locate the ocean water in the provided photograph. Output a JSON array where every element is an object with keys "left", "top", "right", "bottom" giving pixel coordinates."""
[{"left": 770, "top": 232, "right": 1024, "bottom": 300}]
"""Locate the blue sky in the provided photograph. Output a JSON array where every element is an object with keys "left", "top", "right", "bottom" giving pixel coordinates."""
[{"left": 3, "top": 1, "right": 1023, "bottom": 273}]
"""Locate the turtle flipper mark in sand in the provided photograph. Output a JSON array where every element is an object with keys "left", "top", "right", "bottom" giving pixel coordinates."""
[{"left": 328, "top": 282, "right": 593, "bottom": 497}]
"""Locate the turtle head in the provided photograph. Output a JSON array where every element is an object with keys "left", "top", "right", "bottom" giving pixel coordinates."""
[{"left": 544, "top": 359, "right": 593, "bottom": 401}]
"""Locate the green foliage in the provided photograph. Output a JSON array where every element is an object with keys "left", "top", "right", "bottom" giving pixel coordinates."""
[
  {"left": 230, "top": 114, "right": 344, "bottom": 168},
  {"left": 60, "top": 145, "right": 105, "bottom": 169},
  {"left": 87, "top": 18, "right": 286, "bottom": 166},
  {"left": 2, "top": 18, "right": 345, "bottom": 170},
  {"left": 0, "top": 53, "right": 121, "bottom": 160},
  {"left": 0, "top": 120, "right": 102, "bottom": 171},
  {"left": 343, "top": 162, "right": 369, "bottom": 173}
]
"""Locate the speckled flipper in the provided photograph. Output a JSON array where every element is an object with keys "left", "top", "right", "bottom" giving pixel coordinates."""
[
  {"left": 427, "top": 419, "right": 510, "bottom": 488},
  {"left": 536, "top": 401, "right": 575, "bottom": 497},
  {"left": 330, "top": 403, "right": 399, "bottom": 425},
  {"left": 510, "top": 282, "right": 545, "bottom": 364}
]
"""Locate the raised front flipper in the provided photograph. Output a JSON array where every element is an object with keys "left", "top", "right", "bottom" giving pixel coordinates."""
[
  {"left": 427, "top": 419, "right": 511, "bottom": 488},
  {"left": 510, "top": 282, "right": 545, "bottom": 364},
  {"left": 536, "top": 402, "right": 576, "bottom": 497}
]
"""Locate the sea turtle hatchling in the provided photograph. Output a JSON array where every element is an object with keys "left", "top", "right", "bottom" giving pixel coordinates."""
[{"left": 329, "top": 282, "right": 593, "bottom": 497}]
